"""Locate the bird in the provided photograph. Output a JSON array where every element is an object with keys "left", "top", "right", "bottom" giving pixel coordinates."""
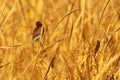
[{"left": 33, "top": 21, "right": 44, "bottom": 44}]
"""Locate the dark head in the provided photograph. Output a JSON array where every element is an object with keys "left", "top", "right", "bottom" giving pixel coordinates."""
[{"left": 36, "top": 21, "right": 42, "bottom": 27}]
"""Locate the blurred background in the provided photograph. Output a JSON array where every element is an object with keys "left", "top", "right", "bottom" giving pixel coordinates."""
[{"left": 0, "top": 0, "right": 120, "bottom": 80}]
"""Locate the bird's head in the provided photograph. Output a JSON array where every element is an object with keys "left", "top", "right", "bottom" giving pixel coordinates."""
[{"left": 36, "top": 21, "right": 42, "bottom": 27}]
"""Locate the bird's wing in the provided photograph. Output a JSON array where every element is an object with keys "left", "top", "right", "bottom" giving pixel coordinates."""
[{"left": 33, "top": 27, "right": 41, "bottom": 40}]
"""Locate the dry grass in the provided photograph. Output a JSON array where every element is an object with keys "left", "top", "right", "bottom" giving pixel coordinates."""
[{"left": 0, "top": 0, "right": 120, "bottom": 80}]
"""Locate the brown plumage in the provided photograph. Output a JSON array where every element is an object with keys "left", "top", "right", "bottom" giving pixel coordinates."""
[{"left": 33, "top": 21, "right": 44, "bottom": 42}]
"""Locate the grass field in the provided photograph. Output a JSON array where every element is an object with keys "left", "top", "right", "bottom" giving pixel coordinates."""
[{"left": 0, "top": 0, "right": 120, "bottom": 80}]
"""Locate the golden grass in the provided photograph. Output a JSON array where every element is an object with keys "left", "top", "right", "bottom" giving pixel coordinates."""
[{"left": 0, "top": 0, "right": 120, "bottom": 80}]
